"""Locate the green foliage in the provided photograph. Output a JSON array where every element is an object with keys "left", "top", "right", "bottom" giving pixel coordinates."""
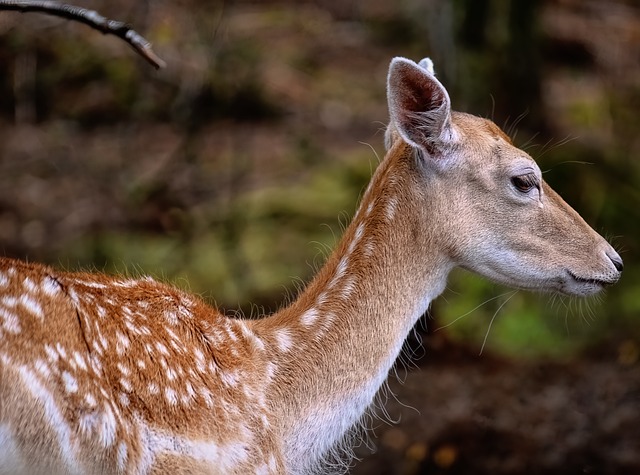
[
  {"left": 435, "top": 271, "right": 600, "bottom": 359},
  {"left": 1, "top": 0, "right": 638, "bottom": 361}
]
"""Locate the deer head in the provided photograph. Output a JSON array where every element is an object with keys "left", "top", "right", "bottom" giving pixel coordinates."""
[{"left": 385, "top": 57, "right": 622, "bottom": 297}]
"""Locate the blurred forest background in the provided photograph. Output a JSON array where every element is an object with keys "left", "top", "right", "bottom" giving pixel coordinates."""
[{"left": 0, "top": 0, "right": 639, "bottom": 473}]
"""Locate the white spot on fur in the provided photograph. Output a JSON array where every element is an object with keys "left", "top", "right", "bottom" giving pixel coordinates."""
[
  {"left": 76, "top": 280, "right": 107, "bottom": 289},
  {"left": 96, "top": 305, "right": 106, "bottom": 318},
  {"left": 385, "top": 196, "right": 398, "bottom": 221},
  {"left": 179, "top": 303, "right": 192, "bottom": 319},
  {"left": 155, "top": 342, "right": 170, "bottom": 356},
  {"left": 329, "top": 256, "right": 349, "bottom": 288},
  {"left": 165, "top": 310, "right": 178, "bottom": 325},
  {"left": 119, "top": 393, "right": 130, "bottom": 406},
  {"left": 0, "top": 272, "right": 8, "bottom": 287},
  {"left": 148, "top": 382, "right": 159, "bottom": 395},
  {"left": 0, "top": 308, "right": 20, "bottom": 334},
  {"left": 274, "top": 328, "right": 294, "bottom": 353},
  {"left": 340, "top": 277, "right": 357, "bottom": 300},
  {"left": 22, "top": 277, "right": 38, "bottom": 293},
  {"left": 239, "top": 324, "right": 265, "bottom": 352},
  {"left": 251, "top": 334, "right": 265, "bottom": 352},
  {"left": 185, "top": 382, "right": 196, "bottom": 398},
  {"left": 318, "top": 312, "right": 336, "bottom": 335},
  {"left": 120, "top": 378, "right": 132, "bottom": 392},
  {"left": 99, "top": 406, "right": 117, "bottom": 447},
  {"left": 117, "top": 362, "right": 130, "bottom": 376},
  {"left": 56, "top": 343, "right": 67, "bottom": 359},
  {"left": 180, "top": 391, "right": 192, "bottom": 406},
  {"left": 34, "top": 359, "right": 51, "bottom": 378},
  {"left": 90, "top": 356, "right": 102, "bottom": 374},
  {"left": 42, "top": 276, "right": 61, "bottom": 296},
  {"left": 92, "top": 340, "right": 104, "bottom": 355},
  {"left": 117, "top": 441, "right": 128, "bottom": 471},
  {"left": 113, "top": 280, "right": 137, "bottom": 288},
  {"left": 44, "top": 344, "right": 59, "bottom": 362},
  {"left": 165, "top": 387, "right": 177, "bottom": 405},
  {"left": 265, "top": 362, "right": 276, "bottom": 383},
  {"left": 268, "top": 454, "right": 279, "bottom": 471},
  {"left": 220, "top": 370, "right": 239, "bottom": 388},
  {"left": 366, "top": 201, "right": 375, "bottom": 216},
  {"left": 194, "top": 348, "right": 206, "bottom": 373},
  {"left": 199, "top": 386, "right": 213, "bottom": 406},
  {"left": 19, "top": 294, "right": 44, "bottom": 319},
  {"left": 73, "top": 352, "right": 87, "bottom": 371},
  {"left": 68, "top": 288, "right": 80, "bottom": 305},
  {"left": 316, "top": 291, "right": 328, "bottom": 306},
  {"left": 347, "top": 222, "right": 366, "bottom": 254},
  {"left": 115, "top": 331, "right": 130, "bottom": 355},
  {"left": 124, "top": 320, "right": 139, "bottom": 335},
  {"left": 62, "top": 371, "right": 78, "bottom": 393},
  {"left": 99, "top": 334, "right": 108, "bottom": 351},
  {"left": 1, "top": 296, "right": 17, "bottom": 308},
  {"left": 85, "top": 393, "right": 97, "bottom": 407},
  {"left": 225, "top": 324, "right": 238, "bottom": 342},
  {"left": 300, "top": 307, "right": 319, "bottom": 326},
  {"left": 260, "top": 413, "right": 270, "bottom": 429}
]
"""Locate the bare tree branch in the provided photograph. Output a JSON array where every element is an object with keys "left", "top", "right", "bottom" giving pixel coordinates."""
[{"left": 0, "top": 0, "right": 166, "bottom": 69}]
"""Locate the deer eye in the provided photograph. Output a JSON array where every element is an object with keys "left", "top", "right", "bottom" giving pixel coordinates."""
[{"left": 511, "top": 173, "right": 538, "bottom": 193}]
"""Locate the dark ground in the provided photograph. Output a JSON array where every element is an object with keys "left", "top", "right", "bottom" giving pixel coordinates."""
[{"left": 350, "top": 332, "right": 640, "bottom": 475}]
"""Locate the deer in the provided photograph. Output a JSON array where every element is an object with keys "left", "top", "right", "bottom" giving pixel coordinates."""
[{"left": 0, "top": 56, "right": 623, "bottom": 475}]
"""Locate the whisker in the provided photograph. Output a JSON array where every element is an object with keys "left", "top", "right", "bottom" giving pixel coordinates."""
[
  {"left": 504, "top": 109, "right": 530, "bottom": 140},
  {"left": 553, "top": 160, "right": 594, "bottom": 167},
  {"left": 479, "top": 290, "right": 518, "bottom": 355},
  {"left": 519, "top": 132, "right": 541, "bottom": 152},
  {"left": 434, "top": 290, "right": 514, "bottom": 332},
  {"left": 489, "top": 94, "right": 496, "bottom": 122},
  {"left": 359, "top": 141, "right": 382, "bottom": 164},
  {"left": 537, "top": 135, "right": 578, "bottom": 160}
]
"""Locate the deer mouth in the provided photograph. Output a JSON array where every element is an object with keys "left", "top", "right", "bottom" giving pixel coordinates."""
[{"left": 566, "top": 270, "right": 616, "bottom": 294}]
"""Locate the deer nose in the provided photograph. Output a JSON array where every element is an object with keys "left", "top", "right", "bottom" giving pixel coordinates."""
[{"left": 607, "top": 250, "right": 624, "bottom": 272}]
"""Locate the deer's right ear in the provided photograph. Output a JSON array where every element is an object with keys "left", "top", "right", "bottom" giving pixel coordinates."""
[{"left": 387, "top": 57, "right": 456, "bottom": 158}]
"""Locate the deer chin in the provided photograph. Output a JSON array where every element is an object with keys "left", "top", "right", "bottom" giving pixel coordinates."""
[{"left": 562, "top": 270, "right": 617, "bottom": 296}]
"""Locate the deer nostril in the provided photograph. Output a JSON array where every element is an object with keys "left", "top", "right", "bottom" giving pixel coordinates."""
[{"left": 608, "top": 252, "right": 624, "bottom": 272}]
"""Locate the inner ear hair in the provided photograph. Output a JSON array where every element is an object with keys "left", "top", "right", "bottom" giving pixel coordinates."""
[{"left": 387, "top": 57, "right": 454, "bottom": 156}]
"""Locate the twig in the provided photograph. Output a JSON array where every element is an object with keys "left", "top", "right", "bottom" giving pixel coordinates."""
[{"left": 0, "top": 0, "right": 166, "bottom": 69}]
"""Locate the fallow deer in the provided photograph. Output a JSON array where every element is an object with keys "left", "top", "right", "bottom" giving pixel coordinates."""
[{"left": 0, "top": 57, "right": 623, "bottom": 474}]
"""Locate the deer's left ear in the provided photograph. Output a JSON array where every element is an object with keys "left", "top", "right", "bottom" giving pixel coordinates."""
[{"left": 387, "top": 57, "right": 456, "bottom": 158}]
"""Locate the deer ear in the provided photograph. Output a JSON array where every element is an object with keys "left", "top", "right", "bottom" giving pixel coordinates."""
[{"left": 387, "top": 57, "right": 456, "bottom": 157}]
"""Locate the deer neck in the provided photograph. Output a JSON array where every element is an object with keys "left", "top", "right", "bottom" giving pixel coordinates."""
[{"left": 253, "top": 144, "right": 453, "bottom": 471}]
